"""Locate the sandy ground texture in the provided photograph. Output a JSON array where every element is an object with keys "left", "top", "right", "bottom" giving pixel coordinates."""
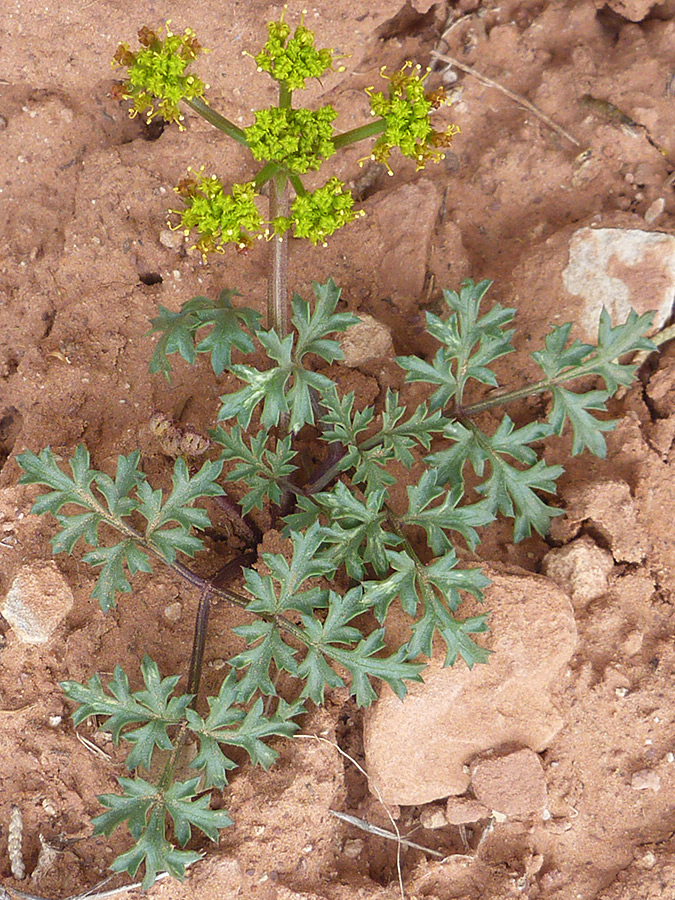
[{"left": 2, "top": 0, "right": 675, "bottom": 898}]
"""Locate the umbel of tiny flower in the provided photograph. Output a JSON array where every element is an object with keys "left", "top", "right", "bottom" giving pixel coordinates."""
[
  {"left": 244, "top": 106, "right": 338, "bottom": 174},
  {"left": 253, "top": 13, "right": 340, "bottom": 90},
  {"left": 366, "top": 62, "right": 459, "bottom": 170},
  {"left": 173, "top": 172, "right": 264, "bottom": 254},
  {"left": 272, "top": 177, "right": 363, "bottom": 245},
  {"left": 112, "top": 23, "right": 208, "bottom": 127}
]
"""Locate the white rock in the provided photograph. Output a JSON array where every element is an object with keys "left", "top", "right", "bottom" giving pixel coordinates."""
[
  {"left": 630, "top": 769, "right": 661, "bottom": 792},
  {"left": 644, "top": 198, "right": 666, "bottom": 225},
  {"left": 163, "top": 601, "right": 182, "bottom": 623},
  {"left": 562, "top": 228, "right": 675, "bottom": 339},
  {"left": 419, "top": 804, "right": 448, "bottom": 829},
  {"left": 2, "top": 562, "right": 73, "bottom": 643}
]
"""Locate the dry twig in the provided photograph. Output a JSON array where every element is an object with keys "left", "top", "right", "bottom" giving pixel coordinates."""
[{"left": 430, "top": 50, "right": 581, "bottom": 148}]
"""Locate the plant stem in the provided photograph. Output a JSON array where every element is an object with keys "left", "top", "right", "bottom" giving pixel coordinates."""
[
  {"left": 184, "top": 97, "right": 249, "bottom": 145},
  {"left": 186, "top": 585, "right": 211, "bottom": 699},
  {"left": 268, "top": 173, "right": 290, "bottom": 336},
  {"left": 332, "top": 118, "right": 387, "bottom": 150},
  {"left": 459, "top": 359, "right": 626, "bottom": 417}
]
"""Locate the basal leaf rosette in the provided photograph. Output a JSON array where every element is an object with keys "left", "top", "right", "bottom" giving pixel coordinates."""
[
  {"left": 112, "top": 24, "right": 208, "bottom": 127},
  {"left": 244, "top": 107, "right": 337, "bottom": 175},
  {"left": 273, "top": 177, "right": 362, "bottom": 246},
  {"left": 253, "top": 15, "right": 338, "bottom": 90},
  {"left": 173, "top": 172, "right": 264, "bottom": 254},
  {"left": 367, "top": 63, "right": 459, "bottom": 170}
]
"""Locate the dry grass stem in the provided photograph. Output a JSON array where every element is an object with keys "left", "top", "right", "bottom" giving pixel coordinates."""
[{"left": 430, "top": 51, "right": 581, "bottom": 148}]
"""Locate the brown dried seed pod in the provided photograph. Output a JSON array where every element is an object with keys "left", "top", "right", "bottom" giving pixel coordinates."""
[
  {"left": 30, "top": 834, "right": 59, "bottom": 885},
  {"left": 148, "top": 411, "right": 211, "bottom": 458}
]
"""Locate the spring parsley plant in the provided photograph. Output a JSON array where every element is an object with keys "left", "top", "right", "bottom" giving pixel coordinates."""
[{"left": 16, "top": 13, "right": 655, "bottom": 889}]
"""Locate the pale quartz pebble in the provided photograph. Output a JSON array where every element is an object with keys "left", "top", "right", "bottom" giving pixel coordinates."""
[
  {"left": 2, "top": 562, "right": 73, "bottom": 643},
  {"left": 644, "top": 197, "right": 665, "bottom": 225},
  {"left": 419, "top": 804, "right": 448, "bottom": 830},
  {"left": 621, "top": 630, "right": 643, "bottom": 655},
  {"left": 342, "top": 839, "right": 364, "bottom": 859},
  {"left": 159, "top": 228, "right": 183, "bottom": 250},
  {"left": 542, "top": 535, "right": 614, "bottom": 607},
  {"left": 163, "top": 601, "right": 182, "bottom": 623},
  {"left": 631, "top": 770, "right": 661, "bottom": 792}
]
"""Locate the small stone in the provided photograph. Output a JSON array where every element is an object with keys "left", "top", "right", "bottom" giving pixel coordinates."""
[
  {"left": 630, "top": 769, "right": 661, "bottom": 792},
  {"left": 445, "top": 797, "right": 490, "bottom": 824},
  {"left": 342, "top": 839, "right": 364, "bottom": 859},
  {"left": 470, "top": 749, "right": 548, "bottom": 818},
  {"left": 637, "top": 850, "right": 657, "bottom": 869},
  {"left": 542, "top": 535, "right": 614, "bottom": 607},
  {"left": 339, "top": 315, "right": 394, "bottom": 368},
  {"left": 621, "top": 630, "right": 643, "bottom": 655},
  {"left": 644, "top": 198, "right": 666, "bottom": 225},
  {"left": 2, "top": 562, "right": 73, "bottom": 643},
  {"left": 159, "top": 228, "right": 183, "bottom": 251},
  {"left": 163, "top": 601, "right": 182, "bottom": 623},
  {"left": 48, "top": 715, "right": 62, "bottom": 728},
  {"left": 419, "top": 804, "right": 448, "bottom": 830}
]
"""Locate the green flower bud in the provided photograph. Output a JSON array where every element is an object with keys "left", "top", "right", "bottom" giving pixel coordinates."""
[
  {"left": 366, "top": 62, "right": 459, "bottom": 170},
  {"left": 112, "top": 23, "right": 208, "bottom": 127},
  {"left": 172, "top": 173, "right": 264, "bottom": 255},
  {"left": 253, "top": 14, "right": 337, "bottom": 90},
  {"left": 273, "top": 177, "right": 362, "bottom": 246},
  {"left": 244, "top": 106, "right": 337, "bottom": 174}
]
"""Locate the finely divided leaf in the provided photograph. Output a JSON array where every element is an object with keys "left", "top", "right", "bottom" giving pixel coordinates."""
[
  {"left": 548, "top": 386, "right": 615, "bottom": 457},
  {"left": 292, "top": 278, "right": 359, "bottom": 362},
  {"left": 212, "top": 425, "right": 297, "bottom": 513},
  {"left": 137, "top": 457, "right": 223, "bottom": 561},
  {"left": 397, "top": 279, "right": 515, "bottom": 409},
  {"left": 193, "top": 290, "right": 261, "bottom": 374},
  {"left": 405, "top": 595, "right": 491, "bottom": 668},
  {"left": 229, "top": 621, "right": 300, "bottom": 700},
  {"left": 402, "top": 469, "right": 494, "bottom": 553},
  {"left": 148, "top": 297, "right": 213, "bottom": 378},
  {"left": 149, "top": 291, "right": 260, "bottom": 379},
  {"left": 315, "top": 483, "right": 398, "bottom": 578},
  {"left": 297, "top": 587, "right": 425, "bottom": 706},
  {"left": 61, "top": 656, "right": 192, "bottom": 769},
  {"left": 242, "top": 523, "right": 333, "bottom": 616},
  {"left": 83, "top": 541, "right": 153, "bottom": 612},
  {"left": 95, "top": 779, "right": 209, "bottom": 889}
]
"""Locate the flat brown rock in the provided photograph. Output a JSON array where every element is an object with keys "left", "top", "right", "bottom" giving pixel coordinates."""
[
  {"left": 364, "top": 565, "right": 576, "bottom": 805},
  {"left": 470, "top": 748, "right": 548, "bottom": 817}
]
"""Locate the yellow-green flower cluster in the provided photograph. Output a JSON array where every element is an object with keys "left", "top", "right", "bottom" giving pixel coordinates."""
[
  {"left": 244, "top": 107, "right": 337, "bottom": 174},
  {"left": 254, "top": 16, "right": 335, "bottom": 90},
  {"left": 366, "top": 63, "right": 459, "bottom": 170},
  {"left": 112, "top": 24, "right": 207, "bottom": 126},
  {"left": 273, "top": 177, "right": 362, "bottom": 246},
  {"left": 173, "top": 173, "right": 263, "bottom": 254}
]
